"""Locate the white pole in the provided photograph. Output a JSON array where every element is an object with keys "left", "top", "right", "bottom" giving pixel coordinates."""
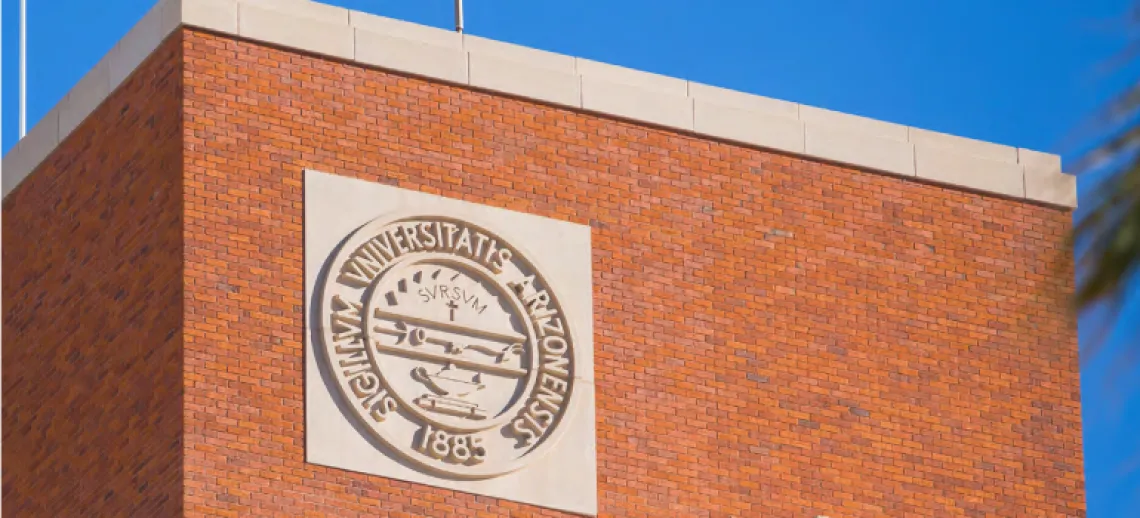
[
  {"left": 2, "top": 0, "right": 6, "bottom": 508},
  {"left": 20, "top": 0, "right": 27, "bottom": 138}
]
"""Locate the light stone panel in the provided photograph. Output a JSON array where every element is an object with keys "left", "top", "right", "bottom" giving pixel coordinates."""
[
  {"left": 909, "top": 127, "right": 1019, "bottom": 164},
  {"left": 58, "top": 59, "right": 111, "bottom": 140},
  {"left": 174, "top": 0, "right": 239, "bottom": 34},
  {"left": 915, "top": 146, "right": 1024, "bottom": 198},
  {"left": 581, "top": 76, "right": 693, "bottom": 130},
  {"left": 354, "top": 29, "right": 468, "bottom": 85},
  {"left": 1021, "top": 148, "right": 1077, "bottom": 206},
  {"left": 800, "top": 105, "right": 909, "bottom": 142},
  {"left": 694, "top": 100, "right": 804, "bottom": 154},
  {"left": 350, "top": 11, "right": 462, "bottom": 49},
  {"left": 576, "top": 58, "right": 689, "bottom": 96},
  {"left": 304, "top": 169, "right": 597, "bottom": 516},
  {"left": 464, "top": 35, "right": 577, "bottom": 73},
  {"left": 110, "top": 0, "right": 171, "bottom": 89},
  {"left": 241, "top": 0, "right": 348, "bottom": 24},
  {"left": 2, "top": 108, "right": 60, "bottom": 199},
  {"left": 467, "top": 53, "right": 580, "bottom": 107},
  {"left": 689, "top": 81, "right": 799, "bottom": 119},
  {"left": 805, "top": 125, "right": 916, "bottom": 177},
  {"left": 466, "top": 36, "right": 581, "bottom": 107},
  {"left": 237, "top": 3, "right": 353, "bottom": 60}
]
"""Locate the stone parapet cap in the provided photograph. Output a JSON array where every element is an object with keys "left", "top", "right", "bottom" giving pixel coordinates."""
[{"left": 1, "top": 0, "right": 1077, "bottom": 208}]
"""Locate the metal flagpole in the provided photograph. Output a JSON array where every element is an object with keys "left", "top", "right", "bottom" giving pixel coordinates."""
[{"left": 20, "top": 0, "right": 27, "bottom": 137}]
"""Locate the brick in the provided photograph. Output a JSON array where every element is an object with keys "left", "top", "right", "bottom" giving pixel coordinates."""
[
  {"left": 1, "top": 27, "right": 1085, "bottom": 518},
  {"left": 2, "top": 108, "right": 60, "bottom": 198},
  {"left": 3, "top": 36, "right": 184, "bottom": 516}
]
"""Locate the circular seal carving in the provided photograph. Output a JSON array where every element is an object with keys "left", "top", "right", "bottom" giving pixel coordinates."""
[{"left": 318, "top": 214, "right": 577, "bottom": 479}]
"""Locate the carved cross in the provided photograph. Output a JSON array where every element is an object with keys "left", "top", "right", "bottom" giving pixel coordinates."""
[{"left": 447, "top": 300, "right": 459, "bottom": 321}]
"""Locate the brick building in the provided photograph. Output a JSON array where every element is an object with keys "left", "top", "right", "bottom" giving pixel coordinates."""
[{"left": 2, "top": 0, "right": 1084, "bottom": 516}]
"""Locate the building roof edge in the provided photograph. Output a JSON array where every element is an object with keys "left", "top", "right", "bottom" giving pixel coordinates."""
[{"left": 0, "top": 0, "right": 1077, "bottom": 208}]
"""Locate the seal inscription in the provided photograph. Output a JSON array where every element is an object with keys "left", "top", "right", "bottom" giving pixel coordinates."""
[{"left": 318, "top": 214, "right": 577, "bottom": 479}]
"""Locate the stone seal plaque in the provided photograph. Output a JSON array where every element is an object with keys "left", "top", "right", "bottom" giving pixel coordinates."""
[
  {"left": 318, "top": 215, "right": 577, "bottom": 478},
  {"left": 305, "top": 169, "right": 596, "bottom": 515}
]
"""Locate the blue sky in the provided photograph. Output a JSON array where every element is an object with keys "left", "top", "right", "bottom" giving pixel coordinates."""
[{"left": 1, "top": 0, "right": 1136, "bottom": 514}]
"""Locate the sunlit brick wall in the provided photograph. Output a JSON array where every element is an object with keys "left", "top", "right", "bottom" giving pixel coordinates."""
[
  {"left": 181, "top": 28, "right": 1083, "bottom": 517},
  {"left": 3, "top": 25, "right": 1084, "bottom": 517},
  {"left": 3, "top": 36, "right": 184, "bottom": 517}
]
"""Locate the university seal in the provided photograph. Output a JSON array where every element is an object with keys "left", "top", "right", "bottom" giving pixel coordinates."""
[{"left": 317, "top": 213, "right": 578, "bottom": 478}]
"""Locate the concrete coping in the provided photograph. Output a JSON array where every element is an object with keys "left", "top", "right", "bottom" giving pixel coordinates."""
[{"left": 0, "top": 0, "right": 1077, "bottom": 208}]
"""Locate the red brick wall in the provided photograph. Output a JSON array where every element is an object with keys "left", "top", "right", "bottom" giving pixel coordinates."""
[
  {"left": 2, "top": 37, "right": 184, "bottom": 516},
  {"left": 201, "top": 27, "right": 1077, "bottom": 516}
]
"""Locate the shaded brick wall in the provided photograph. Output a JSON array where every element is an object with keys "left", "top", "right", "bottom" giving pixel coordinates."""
[
  {"left": 2, "top": 37, "right": 184, "bottom": 516},
  {"left": 179, "top": 27, "right": 1081, "bottom": 517}
]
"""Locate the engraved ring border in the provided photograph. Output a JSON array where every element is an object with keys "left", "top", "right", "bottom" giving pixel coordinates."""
[{"left": 316, "top": 211, "right": 581, "bottom": 479}]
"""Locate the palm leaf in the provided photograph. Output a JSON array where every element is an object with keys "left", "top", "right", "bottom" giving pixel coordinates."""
[{"left": 1073, "top": 76, "right": 1140, "bottom": 309}]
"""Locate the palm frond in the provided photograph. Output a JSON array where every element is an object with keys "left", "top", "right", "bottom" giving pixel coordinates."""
[{"left": 1075, "top": 130, "right": 1140, "bottom": 307}]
